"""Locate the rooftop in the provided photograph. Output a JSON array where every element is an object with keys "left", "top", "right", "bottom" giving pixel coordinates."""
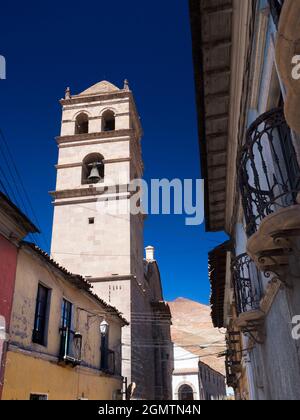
[
  {"left": 22, "top": 241, "right": 129, "bottom": 326},
  {"left": 79, "top": 80, "right": 120, "bottom": 96}
]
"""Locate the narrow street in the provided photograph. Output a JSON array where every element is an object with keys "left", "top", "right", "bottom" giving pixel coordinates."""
[{"left": 0, "top": 0, "right": 300, "bottom": 403}]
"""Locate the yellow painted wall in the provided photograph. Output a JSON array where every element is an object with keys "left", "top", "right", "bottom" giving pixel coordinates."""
[
  {"left": 11, "top": 248, "right": 122, "bottom": 371},
  {"left": 2, "top": 351, "right": 122, "bottom": 400}
]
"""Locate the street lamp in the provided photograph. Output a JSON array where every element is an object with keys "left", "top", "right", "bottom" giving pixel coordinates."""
[
  {"left": 100, "top": 319, "right": 109, "bottom": 335},
  {"left": 100, "top": 320, "right": 109, "bottom": 372}
]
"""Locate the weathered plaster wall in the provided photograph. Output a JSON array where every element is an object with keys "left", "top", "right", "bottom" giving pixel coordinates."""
[
  {"left": 0, "top": 234, "right": 17, "bottom": 398},
  {"left": 257, "top": 288, "right": 300, "bottom": 400},
  {"left": 0, "top": 235, "right": 17, "bottom": 331},
  {"left": 2, "top": 247, "right": 124, "bottom": 400},
  {"left": 2, "top": 351, "right": 121, "bottom": 400}
]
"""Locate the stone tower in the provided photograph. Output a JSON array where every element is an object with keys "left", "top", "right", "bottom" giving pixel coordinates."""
[{"left": 50, "top": 80, "right": 173, "bottom": 400}]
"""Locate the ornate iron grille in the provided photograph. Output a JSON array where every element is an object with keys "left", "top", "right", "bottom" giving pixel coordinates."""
[
  {"left": 268, "top": 0, "right": 284, "bottom": 28},
  {"left": 232, "top": 253, "right": 263, "bottom": 315},
  {"left": 239, "top": 108, "right": 300, "bottom": 237}
]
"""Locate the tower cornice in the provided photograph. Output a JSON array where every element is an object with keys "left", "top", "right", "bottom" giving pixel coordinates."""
[
  {"left": 60, "top": 90, "right": 130, "bottom": 106},
  {"left": 56, "top": 129, "right": 135, "bottom": 145}
]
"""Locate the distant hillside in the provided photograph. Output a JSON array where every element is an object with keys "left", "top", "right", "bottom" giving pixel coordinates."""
[{"left": 168, "top": 298, "right": 226, "bottom": 375}]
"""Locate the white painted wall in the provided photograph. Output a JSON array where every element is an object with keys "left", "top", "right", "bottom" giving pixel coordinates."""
[{"left": 172, "top": 346, "right": 200, "bottom": 400}]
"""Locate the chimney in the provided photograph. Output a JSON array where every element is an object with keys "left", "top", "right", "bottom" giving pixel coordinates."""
[{"left": 145, "top": 246, "right": 155, "bottom": 262}]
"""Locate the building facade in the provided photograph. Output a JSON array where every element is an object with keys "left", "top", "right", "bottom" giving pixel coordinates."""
[
  {"left": 191, "top": 0, "right": 300, "bottom": 400},
  {"left": 2, "top": 241, "right": 127, "bottom": 400},
  {"left": 172, "top": 346, "right": 226, "bottom": 401},
  {"left": 172, "top": 346, "right": 202, "bottom": 400},
  {"left": 50, "top": 80, "right": 173, "bottom": 400},
  {"left": 198, "top": 361, "right": 227, "bottom": 401},
  {"left": 0, "top": 193, "right": 38, "bottom": 398}
]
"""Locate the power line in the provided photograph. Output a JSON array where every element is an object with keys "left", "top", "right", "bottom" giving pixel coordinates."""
[
  {"left": 0, "top": 128, "right": 50, "bottom": 250},
  {"left": 0, "top": 149, "right": 20, "bottom": 206},
  {"left": 0, "top": 175, "right": 10, "bottom": 198}
]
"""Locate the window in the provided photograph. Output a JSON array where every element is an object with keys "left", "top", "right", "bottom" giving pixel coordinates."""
[
  {"left": 102, "top": 110, "right": 115, "bottom": 132},
  {"left": 61, "top": 299, "right": 72, "bottom": 332},
  {"left": 30, "top": 394, "right": 48, "bottom": 401},
  {"left": 75, "top": 113, "right": 89, "bottom": 134},
  {"left": 82, "top": 153, "right": 104, "bottom": 185},
  {"left": 178, "top": 385, "right": 194, "bottom": 401},
  {"left": 59, "top": 299, "right": 82, "bottom": 365},
  {"left": 32, "top": 284, "right": 50, "bottom": 346},
  {"left": 88, "top": 217, "right": 95, "bottom": 225}
]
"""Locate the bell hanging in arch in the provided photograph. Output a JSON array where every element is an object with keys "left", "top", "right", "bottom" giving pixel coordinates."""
[{"left": 88, "top": 162, "right": 102, "bottom": 184}]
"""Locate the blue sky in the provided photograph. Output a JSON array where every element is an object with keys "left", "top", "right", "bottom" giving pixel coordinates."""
[{"left": 0, "top": 0, "right": 227, "bottom": 304}]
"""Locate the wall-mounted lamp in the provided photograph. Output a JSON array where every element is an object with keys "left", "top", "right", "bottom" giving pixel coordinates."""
[{"left": 100, "top": 319, "right": 109, "bottom": 336}]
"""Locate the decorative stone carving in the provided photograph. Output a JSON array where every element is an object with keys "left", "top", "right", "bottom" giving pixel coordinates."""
[
  {"left": 275, "top": 0, "right": 300, "bottom": 134},
  {"left": 65, "top": 87, "right": 71, "bottom": 100},
  {"left": 247, "top": 205, "right": 300, "bottom": 285}
]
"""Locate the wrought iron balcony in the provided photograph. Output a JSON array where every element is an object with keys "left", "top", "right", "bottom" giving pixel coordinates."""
[
  {"left": 225, "top": 352, "right": 240, "bottom": 389},
  {"left": 232, "top": 254, "right": 263, "bottom": 315},
  {"left": 268, "top": 0, "right": 285, "bottom": 28},
  {"left": 59, "top": 327, "right": 82, "bottom": 366},
  {"left": 239, "top": 108, "right": 300, "bottom": 237}
]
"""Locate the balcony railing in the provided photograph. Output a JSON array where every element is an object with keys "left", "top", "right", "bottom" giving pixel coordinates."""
[
  {"left": 268, "top": 0, "right": 285, "bottom": 28},
  {"left": 225, "top": 331, "right": 242, "bottom": 389},
  {"left": 59, "top": 327, "right": 82, "bottom": 366},
  {"left": 232, "top": 254, "right": 263, "bottom": 315},
  {"left": 239, "top": 108, "right": 300, "bottom": 237},
  {"left": 225, "top": 353, "right": 240, "bottom": 389}
]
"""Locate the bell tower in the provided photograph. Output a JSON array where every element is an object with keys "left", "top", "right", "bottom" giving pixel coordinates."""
[
  {"left": 50, "top": 80, "right": 167, "bottom": 400},
  {"left": 50, "top": 80, "right": 144, "bottom": 281}
]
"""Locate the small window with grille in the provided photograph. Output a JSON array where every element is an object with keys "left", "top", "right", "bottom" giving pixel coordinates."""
[{"left": 30, "top": 394, "right": 48, "bottom": 400}]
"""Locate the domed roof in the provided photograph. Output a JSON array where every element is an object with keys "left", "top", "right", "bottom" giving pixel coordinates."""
[{"left": 79, "top": 80, "right": 120, "bottom": 96}]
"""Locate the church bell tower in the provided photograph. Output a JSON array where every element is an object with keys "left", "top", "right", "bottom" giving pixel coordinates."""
[
  {"left": 51, "top": 80, "right": 144, "bottom": 282},
  {"left": 50, "top": 80, "right": 168, "bottom": 400}
]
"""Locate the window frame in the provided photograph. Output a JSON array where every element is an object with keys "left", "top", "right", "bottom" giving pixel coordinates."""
[
  {"left": 30, "top": 393, "right": 48, "bottom": 401},
  {"left": 32, "top": 283, "right": 51, "bottom": 347}
]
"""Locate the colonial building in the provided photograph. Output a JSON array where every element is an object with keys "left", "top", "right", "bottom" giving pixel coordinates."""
[
  {"left": 172, "top": 346, "right": 202, "bottom": 400},
  {"left": 0, "top": 193, "right": 38, "bottom": 398},
  {"left": 169, "top": 298, "right": 226, "bottom": 400},
  {"left": 50, "top": 80, "right": 173, "bottom": 400},
  {"left": 172, "top": 345, "right": 226, "bottom": 401},
  {"left": 2, "top": 241, "right": 127, "bottom": 400},
  {"left": 190, "top": 0, "right": 300, "bottom": 400},
  {"left": 198, "top": 361, "right": 226, "bottom": 401}
]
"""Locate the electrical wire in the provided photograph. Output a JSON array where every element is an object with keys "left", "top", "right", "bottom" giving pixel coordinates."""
[
  {"left": 0, "top": 128, "right": 50, "bottom": 250},
  {"left": 0, "top": 142, "right": 38, "bottom": 246}
]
